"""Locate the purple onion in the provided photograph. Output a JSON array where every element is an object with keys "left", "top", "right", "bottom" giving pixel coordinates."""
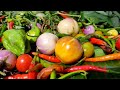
[
  {"left": 83, "top": 25, "right": 95, "bottom": 35},
  {"left": 30, "top": 23, "right": 42, "bottom": 29},
  {"left": 0, "top": 50, "right": 17, "bottom": 70},
  {"left": 37, "top": 23, "right": 42, "bottom": 29}
]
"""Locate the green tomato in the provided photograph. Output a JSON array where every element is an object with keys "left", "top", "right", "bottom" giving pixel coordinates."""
[{"left": 82, "top": 42, "right": 94, "bottom": 58}]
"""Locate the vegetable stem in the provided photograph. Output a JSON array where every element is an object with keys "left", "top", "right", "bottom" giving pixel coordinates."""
[
  {"left": 0, "top": 71, "right": 6, "bottom": 76},
  {"left": 58, "top": 70, "right": 87, "bottom": 79}
]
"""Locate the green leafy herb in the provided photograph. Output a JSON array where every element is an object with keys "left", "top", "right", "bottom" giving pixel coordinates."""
[{"left": 94, "top": 46, "right": 106, "bottom": 57}]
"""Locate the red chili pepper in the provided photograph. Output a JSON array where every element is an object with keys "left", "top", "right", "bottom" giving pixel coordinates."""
[
  {"left": 32, "top": 52, "right": 61, "bottom": 63},
  {"left": 28, "top": 63, "right": 43, "bottom": 72},
  {"left": 0, "top": 37, "right": 2, "bottom": 42},
  {"left": 63, "top": 65, "right": 119, "bottom": 74},
  {"left": 115, "top": 37, "right": 120, "bottom": 51},
  {"left": 90, "top": 37, "right": 112, "bottom": 53},
  {"left": 37, "top": 64, "right": 64, "bottom": 79},
  {"left": 82, "top": 28, "right": 85, "bottom": 32},
  {"left": 29, "top": 62, "right": 35, "bottom": 70},
  {"left": 104, "top": 36, "right": 108, "bottom": 38},
  {"left": 90, "top": 37, "right": 107, "bottom": 46},
  {"left": 100, "top": 45, "right": 112, "bottom": 53},
  {"left": 4, "top": 71, "right": 37, "bottom": 79},
  {"left": 9, "top": 21, "right": 14, "bottom": 29},
  {"left": 58, "top": 11, "right": 69, "bottom": 19},
  {"left": 0, "top": 16, "right": 5, "bottom": 21}
]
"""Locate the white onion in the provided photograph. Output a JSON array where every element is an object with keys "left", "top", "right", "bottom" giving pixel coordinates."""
[
  {"left": 0, "top": 50, "right": 17, "bottom": 70},
  {"left": 57, "top": 18, "right": 79, "bottom": 36},
  {"left": 36, "top": 13, "right": 45, "bottom": 19},
  {"left": 36, "top": 33, "right": 58, "bottom": 55}
]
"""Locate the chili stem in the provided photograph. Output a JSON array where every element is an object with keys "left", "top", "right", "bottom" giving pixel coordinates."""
[
  {"left": 58, "top": 70, "right": 87, "bottom": 79},
  {"left": 73, "top": 57, "right": 86, "bottom": 66},
  {"left": 108, "top": 70, "right": 120, "bottom": 74},
  {"left": 0, "top": 71, "right": 6, "bottom": 76}
]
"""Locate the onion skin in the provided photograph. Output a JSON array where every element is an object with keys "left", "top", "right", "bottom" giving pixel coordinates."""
[
  {"left": 83, "top": 25, "right": 95, "bottom": 35},
  {"left": 57, "top": 18, "right": 79, "bottom": 36},
  {"left": 37, "top": 23, "right": 42, "bottom": 29},
  {"left": 0, "top": 50, "right": 17, "bottom": 70},
  {"left": 36, "top": 33, "right": 58, "bottom": 55}
]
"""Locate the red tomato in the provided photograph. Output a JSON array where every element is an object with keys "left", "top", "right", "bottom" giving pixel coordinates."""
[
  {"left": 116, "top": 37, "right": 120, "bottom": 51},
  {"left": 16, "top": 54, "right": 33, "bottom": 72}
]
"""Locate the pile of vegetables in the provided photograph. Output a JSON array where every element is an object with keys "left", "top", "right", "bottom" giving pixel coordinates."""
[{"left": 1, "top": 11, "right": 120, "bottom": 79}]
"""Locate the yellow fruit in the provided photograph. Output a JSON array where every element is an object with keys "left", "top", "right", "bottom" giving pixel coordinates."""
[
  {"left": 107, "top": 29, "right": 118, "bottom": 38},
  {"left": 82, "top": 42, "right": 94, "bottom": 58},
  {"left": 95, "top": 31, "right": 103, "bottom": 35},
  {"left": 55, "top": 36, "right": 83, "bottom": 64}
]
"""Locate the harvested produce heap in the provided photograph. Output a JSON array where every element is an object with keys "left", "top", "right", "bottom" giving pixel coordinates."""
[{"left": 1, "top": 11, "right": 120, "bottom": 79}]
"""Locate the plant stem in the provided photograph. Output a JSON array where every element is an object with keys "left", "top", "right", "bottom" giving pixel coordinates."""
[
  {"left": 0, "top": 71, "right": 6, "bottom": 76},
  {"left": 58, "top": 70, "right": 87, "bottom": 79}
]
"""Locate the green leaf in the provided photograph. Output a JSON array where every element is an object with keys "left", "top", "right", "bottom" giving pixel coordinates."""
[
  {"left": 112, "top": 11, "right": 120, "bottom": 19},
  {"left": 106, "top": 11, "right": 113, "bottom": 17},
  {"left": 87, "top": 71, "right": 120, "bottom": 79},
  {"left": 94, "top": 46, "right": 106, "bottom": 57},
  {"left": 111, "top": 16, "right": 120, "bottom": 27},
  {"left": 83, "top": 60, "right": 120, "bottom": 69},
  {"left": 69, "top": 74, "right": 87, "bottom": 79},
  {"left": 76, "top": 36, "right": 89, "bottom": 44},
  {"left": 82, "top": 11, "right": 113, "bottom": 26},
  {"left": 83, "top": 60, "right": 120, "bottom": 79},
  {"left": 95, "top": 11, "right": 108, "bottom": 16}
]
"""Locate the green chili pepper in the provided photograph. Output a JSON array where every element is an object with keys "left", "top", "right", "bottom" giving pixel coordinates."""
[
  {"left": 95, "top": 27, "right": 110, "bottom": 32},
  {"left": 26, "top": 20, "right": 41, "bottom": 43},
  {"left": 40, "top": 59, "right": 54, "bottom": 68},
  {"left": 58, "top": 70, "right": 87, "bottom": 79},
  {"left": 35, "top": 55, "right": 40, "bottom": 63},
  {"left": 50, "top": 70, "right": 56, "bottom": 79},
  {"left": 109, "top": 39, "right": 116, "bottom": 52}
]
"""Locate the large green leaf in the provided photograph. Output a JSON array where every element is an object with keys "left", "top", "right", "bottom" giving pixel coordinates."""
[
  {"left": 87, "top": 71, "right": 120, "bottom": 79},
  {"left": 69, "top": 74, "right": 87, "bottom": 79},
  {"left": 111, "top": 16, "right": 120, "bottom": 27},
  {"left": 83, "top": 60, "right": 120, "bottom": 69},
  {"left": 83, "top": 60, "right": 120, "bottom": 79},
  {"left": 82, "top": 11, "right": 112, "bottom": 25}
]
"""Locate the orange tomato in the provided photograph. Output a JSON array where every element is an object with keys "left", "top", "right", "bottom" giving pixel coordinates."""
[{"left": 55, "top": 36, "right": 83, "bottom": 64}]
